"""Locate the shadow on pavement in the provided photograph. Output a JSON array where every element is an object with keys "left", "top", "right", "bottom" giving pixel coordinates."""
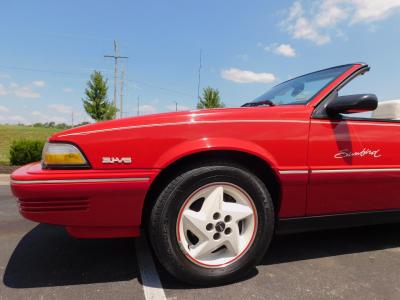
[
  {"left": 3, "top": 224, "right": 139, "bottom": 288},
  {"left": 262, "top": 223, "right": 400, "bottom": 266},
  {"left": 160, "top": 223, "right": 400, "bottom": 289},
  {"left": 4, "top": 221, "right": 400, "bottom": 290},
  {"left": 156, "top": 260, "right": 259, "bottom": 290}
]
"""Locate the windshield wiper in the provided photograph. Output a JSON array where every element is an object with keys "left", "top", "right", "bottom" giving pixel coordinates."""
[{"left": 241, "top": 100, "right": 275, "bottom": 107}]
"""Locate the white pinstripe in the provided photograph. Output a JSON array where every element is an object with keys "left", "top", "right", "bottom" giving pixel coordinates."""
[{"left": 59, "top": 119, "right": 309, "bottom": 137}]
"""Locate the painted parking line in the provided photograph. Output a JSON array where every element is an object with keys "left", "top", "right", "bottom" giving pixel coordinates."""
[{"left": 135, "top": 234, "right": 167, "bottom": 300}]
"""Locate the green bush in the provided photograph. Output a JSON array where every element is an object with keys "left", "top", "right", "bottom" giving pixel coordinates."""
[{"left": 9, "top": 139, "right": 45, "bottom": 166}]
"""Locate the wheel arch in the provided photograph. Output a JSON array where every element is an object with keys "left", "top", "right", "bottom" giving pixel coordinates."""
[
  {"left": 142, "top": 148, "right": 282, "bottom": 228},
  {"left": 153, "top": 137, "right": 278, "bottom": 169}
]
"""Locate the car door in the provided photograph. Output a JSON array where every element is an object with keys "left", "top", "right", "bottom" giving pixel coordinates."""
[
  {"left": 308, "top": 118, "right": 400, "bottom": 215},
  {"left": 307, "top": 71, "right": 400, "bottom": 215}
]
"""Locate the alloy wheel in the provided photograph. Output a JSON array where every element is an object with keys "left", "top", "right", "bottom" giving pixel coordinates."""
[{"left": 176, "top": 182, "right": 258, "bottom": 268}]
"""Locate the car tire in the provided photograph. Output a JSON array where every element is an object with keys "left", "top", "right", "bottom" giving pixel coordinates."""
[{"left": 149, "top": 162, "right": 275, "bottom": 285}]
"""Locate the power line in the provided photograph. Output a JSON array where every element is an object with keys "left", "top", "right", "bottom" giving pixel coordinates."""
[
  {"left": 0, "top": 65, "right": 88, "bottom": 77},
  {"left": 123, "top": 65, "right": 130, "bottom": 117},
  {"left": 120, "top": 65, "right": 125, "bottom": 118},
  {"left": 0, "top": 64, "right": 195, "bottom": 97},
  {"left": 104, "top": 40, "right": 128, "bottom": 109},
  {"left": 125, "top": 79, "right": 194, "bottom": 97}
]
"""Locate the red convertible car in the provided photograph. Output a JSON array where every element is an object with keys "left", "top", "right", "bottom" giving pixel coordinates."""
[{"left": 11, "top": 63, "right": 400, "bottom": 285}]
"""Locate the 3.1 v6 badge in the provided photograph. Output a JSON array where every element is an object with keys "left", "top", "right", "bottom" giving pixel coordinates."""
[{"left": 102, "top": 157, "right": 132, "bottom": 164}]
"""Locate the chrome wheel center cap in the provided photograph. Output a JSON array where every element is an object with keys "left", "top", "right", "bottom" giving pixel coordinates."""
[{"left": 215, "top": 221, "right": 225, "bottom": 232}]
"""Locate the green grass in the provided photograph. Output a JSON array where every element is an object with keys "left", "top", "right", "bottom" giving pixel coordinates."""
[{"left": 0, "top": 125, "right": 60, "bottom": 165}]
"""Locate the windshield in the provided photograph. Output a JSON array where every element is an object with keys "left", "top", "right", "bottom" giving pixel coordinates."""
[{"left": 245, "top": 65, "right": 352, "bottom": 106}]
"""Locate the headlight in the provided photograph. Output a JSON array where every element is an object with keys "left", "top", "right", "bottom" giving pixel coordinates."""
[{"left": 42, "top": 142, "right": 89, "bottom": 168}]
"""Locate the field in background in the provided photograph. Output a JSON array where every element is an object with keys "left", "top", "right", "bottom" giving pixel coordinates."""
[{"left": 0, "top": 125, "right": 59, "bottom": 165}]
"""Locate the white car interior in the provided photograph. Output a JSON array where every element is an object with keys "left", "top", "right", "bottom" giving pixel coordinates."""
[{"left": 372, "top": 100, "right": 400, "bottom": 120}]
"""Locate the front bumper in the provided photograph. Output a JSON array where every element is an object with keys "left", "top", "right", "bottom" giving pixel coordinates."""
[{"left": 11, "top": 163, "right": 160, "bottom": 238}]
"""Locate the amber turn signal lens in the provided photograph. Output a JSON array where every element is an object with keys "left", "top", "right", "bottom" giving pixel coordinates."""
[{"left": 42, "top": 143, "right": 87, "bottom": 167}]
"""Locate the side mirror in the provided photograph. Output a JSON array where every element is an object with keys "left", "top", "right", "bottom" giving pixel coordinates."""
[{"left": 326, "top": 94, "right": 378, "bottom": 116}]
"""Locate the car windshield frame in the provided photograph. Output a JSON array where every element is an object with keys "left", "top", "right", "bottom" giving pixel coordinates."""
[{"left": 246, "top": 64, "right": 353, "bottom": 107}]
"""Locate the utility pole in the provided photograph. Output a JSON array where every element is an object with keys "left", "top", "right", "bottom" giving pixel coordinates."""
[
  {"left": 120, "top": 65, "right": 125, "bottom": 118},
  {"left": 173, "top": 101, "right": 178, "bottom": 111},
  {"left": 104, "top": 40, "right": 128, "bottom": 110},
  {"left": 197, "top": 49, "right": 202, "bottom": 105}
]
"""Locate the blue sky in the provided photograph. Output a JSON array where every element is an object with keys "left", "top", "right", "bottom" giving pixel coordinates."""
[{"left": 0, "top": 0, "right": 400, "bottom": 124}]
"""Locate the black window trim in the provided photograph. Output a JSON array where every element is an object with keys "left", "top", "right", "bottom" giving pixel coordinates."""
[
  {"left": 312, "top": 65, "right": 400, "bottom": 124},
  {"left": 250, "top": 64, "right": 355, "bottom": 107}
]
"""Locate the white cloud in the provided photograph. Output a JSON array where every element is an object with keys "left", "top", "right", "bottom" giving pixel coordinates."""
[
  {"left": 32, "top": 80, "right": 45, "bottom": 88},
  {"left": 0, "top": 80, "right": 46, "bottom": 99},
  {"left": 293, "top": 17, "right": 331, "bottom": 44},
  {"left": 62, "top": 88, "right": 73, "bottom": 93},
  {"left": 31, "top": 110, "right": 41, "bottom": 116},
  {"left": 49, "top": 104, "right": 72, "bottom": 114},
  {"left": 8, "top": 115, "right": 26, "bottom": 123},
  {"left": 29, "top": 110, "right": 68, "bottom": 124},
  {"left": 0, "top": 84, "right": 7, "bottom": 96},
  {"left": 48, "top": 116, "right": 68, "bottom": 123},
  {"left": 282, "top": 0, "right": 400, "bottom": 45},
  {"left": 0, "top": 105, "right": 9, "bottom": 113},
  {"left": 221, "top": 68, "right": 276, "bottom": 84},
  {"left": 287, "top": 1, "right": 303, "bottom": 20},
  {"left": 13, "top": 85, "right": 41, "bottom": 98},
  {"left": 0, "top": 109, "right": 74, "bottom": 125},
  {"left": 351, "top": 0, "right": 400, "bottom": 23},
  {"left": 3, "top": 81, "right": 44, "bottom": 99},
  {"left": 282, "top": 2, "right": 331, "bottom": 45},
  {"left": 166, "top": 104, "right": 189, "bottom": 112},
  {"left": 138, "top": 104, "right": 157, "bottom": 115},
  {"left": 22, "top": 108, "right": 89, "bottom": 125},
  {"left": 0, "top": 73, "right": 10, "bottom": 79},
  {"left": 266, "top": 43, "right": 297, "bottom": 57},
  {"left": 315, "top": 0, "right": 349, "bottom": 28}
]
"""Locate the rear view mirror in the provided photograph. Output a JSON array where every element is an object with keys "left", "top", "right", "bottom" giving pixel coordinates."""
[{"left": 326, "top": 94, "right": 378, "bottom": 115}]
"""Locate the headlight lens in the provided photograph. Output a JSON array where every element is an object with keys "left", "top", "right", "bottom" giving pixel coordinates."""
[{"left": 42, "top": 143, "right": 88, "bottom": 168}]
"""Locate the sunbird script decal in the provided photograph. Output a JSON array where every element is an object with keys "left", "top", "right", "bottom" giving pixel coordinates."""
[{"left": 334, "top": 148, "right": 381, "bottom": 159}]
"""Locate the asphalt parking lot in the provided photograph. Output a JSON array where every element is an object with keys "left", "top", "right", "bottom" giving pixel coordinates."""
[{"left": 1, "top": 179, "right": 400, "bottom": 300}]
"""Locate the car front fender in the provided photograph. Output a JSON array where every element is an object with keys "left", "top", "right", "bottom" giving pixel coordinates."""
[{"left": 154, "top": 137, "right": 278, "bottom": 170}]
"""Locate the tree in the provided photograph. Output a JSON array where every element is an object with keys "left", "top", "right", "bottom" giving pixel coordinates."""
[
  {"left": 197, "top": 87, "right": 225, "bottom": 109},
  {"left": 44, "top": 121, "right": 55, "bottom": 128},
  {"left": 76, "top": 121, "right": 90, "bottom": 127},
  {"left": 82, "top": 71, "right": 117, "bottom": 121},
  {"left": 55, "top": 123, "right": 70, "bottom": 129}
]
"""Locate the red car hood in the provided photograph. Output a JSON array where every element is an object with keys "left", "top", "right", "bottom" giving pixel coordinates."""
[
  {"left": 52, "top": 108, "right": 222, "bottom": 138},
  {"left": 51, "top": 106, "right": 312, "bottom": 140}
]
